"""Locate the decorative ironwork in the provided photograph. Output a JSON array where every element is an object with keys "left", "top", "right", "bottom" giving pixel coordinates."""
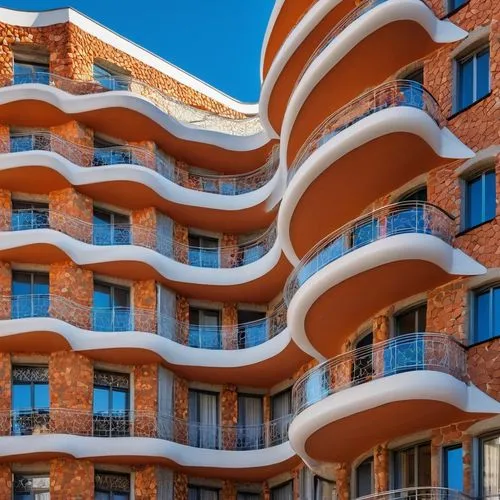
[
  {"left": 0, "top": 409, "right": 293, "bottom": 451},
  {"left": 284, "top": 201, "right": 454, "bottom": 305},
  {"left": 94, "top": 370, "right": 130, "bottom": 389},
  {"left": 2, "top": 72, "right": 263, "bottom": 136},
  {"left": 3, "top": 293, "right": 288, "bottom": 349},
  {"left": 357, "top": 487, "right": 472, "bottom": 500},
  {"left": 292, "top": 333, "right": 467, "bottom": 416},
  {"left": 6, "top": 131, "right": 278, "bottom": 196},
  {"left": 12, "top": 365, "right": 48, "bottom": 383},
  {"left": 95, "top": 472, "right": 131, "bottom": 493},
  {"left": 13, "top": 474, "right": 50, "bottom": 494},
  {"left": 289, "top": 80, "right": 444, "bottom": 181}
]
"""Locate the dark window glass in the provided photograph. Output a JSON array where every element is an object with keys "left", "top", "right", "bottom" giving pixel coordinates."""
[
  {"left": 352, "top": 331, "right": 374, "bottom": 383},
  {"left": 457, "top": 47, "right": 490, "bottom": 111},
  {"left": 237, "top": 309, "right": 266, "bottom": 348},
  {"left": 188, "top": 234, "right": 220, "bottom": 267},
  {"left": 395, "top": 442, "right": 431, "bottom": 488},
  {"left": 271, "top": 388, "right": 292, "bottom": 446},
  {"left": 465, "top": 170, "right": 496, "bottom": 229},
  {"left": 399, "top": 187, "right": 427, "bottom": 202},
  {"left": 188, "top": 485, "right": 220, "bottom": 500},
  {"left": 11, "top": 271, "right": 49, "bottom": 319},
  {"left": 237, "top": 494, "right": 260, "bottom": 500},
  {"left": 13, "top": 474, "right": 50, "bottom": 499},
  {"left": 449, "top": 0, "right": 467, "bottom": 11},
  {"left": 93, "top": 282, "right": 131, "bottom": 332},
  {"left": 444, "top": 445, "right": 463, "bottom": 491},
  {"left": 271, "top": 481, "right": 293, "bottom": 500},
  {"left": 188, "top": 307, "right": 221, "bottom": 348},
  {"left": 395, "top": 303, "right": 427, "bottom": 336},
  {"left": 356, "top": 457, "right": 373, "bottom": 497},
  {"left": 11, "top": 200, "right": 49, "bottom": 231},
  {"left": 93, "top": 208, "right": 130, "bottom": 246},
  {"left": 95, "top": 471, "right": 130, "bottom": 500},
  {"left": 405, "top": 68, "right": 424, "bottom": 86}
]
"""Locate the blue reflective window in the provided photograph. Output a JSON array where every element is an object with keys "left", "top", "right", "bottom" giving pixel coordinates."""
[
  {"left": 465, "top": 170, "right": 496, "bottom": 229},
  {"left": 188, "top": 307, "right": 221, "bottom": 348},
  {"left": 93, "top": 208, "right": 130, "bottom": 246},
  {"left": 12, "top": 272, "right": 49, "bottom": 319},
  {"left": 188, "top": 234, "right": 220, "bottom": 268},
  {"left": 93, "top": 282, "right": 131, "bottom": 332},
  {"left": 13, "top": 61, "right": 49, "bottom": 85},
  {"left": 473, "top": 285, "right": 500, "bottom": 343},
  {"left": 448, "top": 0, "right": 467, "bottom": 11},
  {"left": 444, "top": 445, "right": 463, "bottom": 491},
  {"left": 13, "top": 474, "right": 50, "bottom": 500},
  {"left": 457, "top": 47, "right": 490, "bottom": 111},
  {"left": 12, "top": 200, "right": 49, "bottom": 231},
  {"left": 93, "top": 64, "right": 129, "bottom": 91}
]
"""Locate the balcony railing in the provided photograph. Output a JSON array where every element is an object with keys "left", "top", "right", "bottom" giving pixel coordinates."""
[
  {"left": 284, "top": 201, "right": 454, "bottom": 305},
  {"left": 4, "top": 294, "right": 287, "bottom": 348},
  {"left": 4, "top": 131, "right": 278, "bottom": 196},
  {"left": 357, "top": 487, "right": 472, "bottom": 500},
  {"left": 2, "top": 72, "right": 263, "bottom": 137},
  {"left": 5, "top": 208, "right": 277, "bottom": 269},
  {"left": 292, "top": 333, "right": 467, "bottom": 416},
  {"left": 1, "top": 409, "right": 292, "bottom": 451},
  {"left": 288, "top": 80, "right": 444, "bottom": 181}
]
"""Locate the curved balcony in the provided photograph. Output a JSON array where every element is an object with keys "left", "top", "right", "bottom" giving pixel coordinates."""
[
  {"left": 289, "top": 334, "right": 500, "bottom": 466},
  {"left": 281, "top": 0, "right": 466, "bottom": 166},
  {"left": 0, "top": 72, "right": 272, "bottom": 171},
  {"left": 0, "top": 294, "right": 308, "bottom": 386},
  {"left": 0, "top": 409, "right": 298, "bottom": 479},
  {"left": 0, "top": 132, "right": 280, "bottom": 232},
  {"left": 278, "top": 81, "right": 474, "bottom": 261},
  {"left": 358, "top": 487, "right": 471, "bottom": 500},
  {"left": 284, "top": 202, "right": 485, "bottom": 359},
  {"left": 0, "top": 208, "right": 290, "bottom": 302}
]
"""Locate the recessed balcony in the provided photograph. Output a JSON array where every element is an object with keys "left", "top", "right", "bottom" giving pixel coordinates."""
[
  {"left": 282, "top": 0, "right": 466, "bottom": 164},
  {"left": 0, "top": 295, "right": 308, "bottom": 386},
  {"left": 0, "top": 132, "right": 279, "bottom": 232},
  {"left": 356, "top": 487, "right": 471, "bottom": 500},
  {"left": 279, "top": 80, "right": 474, "bottom": 261},
  {"left": 0, "top": 409, "right": 297, "bottom": 479},
  {"left": 0, "top": 72, "right": 272, "bottom": 171},
  {"left": 285, "top": 202, "right": 485, "bottom": 359},
  {"left": 289, "top": 334, "right": 500, "bottom": 466}
]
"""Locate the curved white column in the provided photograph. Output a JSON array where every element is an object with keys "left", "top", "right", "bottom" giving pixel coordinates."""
[
  {"left": 0, "top": 434, "right": 295, "bottom": 471},
  {"left": 287, "top": 233, "right": 486, "bottom": 360},
  {"left": 0, "top": 229, "right": 284, "bottom": 287},
  {"left": 0, "top": 151, "right": 281, "bottom": 214},
  {"left": 289, "top": 371, "right": 500, "bottom": 472},
  {"left": 278, "top": 107, "right": 474, "bottom": 264},
  {"left": 280, "top": 0, "right": 467, "bottom": 166}
]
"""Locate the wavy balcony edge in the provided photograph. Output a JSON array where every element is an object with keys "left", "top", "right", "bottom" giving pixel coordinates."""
[{"left": 357, "top": 487, "right": 472, "bottom": 500}]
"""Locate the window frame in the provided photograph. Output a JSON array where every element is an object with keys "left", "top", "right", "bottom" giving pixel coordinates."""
[
  {"left": 470, "top": 282, "right": 500, "bottom": 345},
  {"left": 188, "top": 484, "right": 221, "bottom": 500},
  {"left": 478, "top": 431, "right": 500, "bottom": 497},
  {"left": 270, "top": 480, "right": 294, "bottom": 500},
  {"left": 393, "top": 441, "right": 432, "bottom": 489},
  {"left": 13, "top": 473, "right": 50, "bottom": 499},
  {"left": 393, "top": 302, "right": 428, "bottom": 337},
  {"left": 462, "top": 168, "right": 496, "bottom": 231},
  {"left": 443, "top": 443, "right": 463, "bottom": 491}
]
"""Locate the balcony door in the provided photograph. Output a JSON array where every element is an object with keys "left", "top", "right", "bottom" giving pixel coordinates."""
[
  {"left": 188, "top": 389, "right": 219, "bottom": 449},
  {"left": 188, "top": 234, "right": 219, "bottom": 267},
  {"left": 13, "top": 474, "right": 50, "bottom": 500},
  {"left": 93, "top": 208, "right": 130, "bottom": 246},
  {"left": 12, "top": 200, "right": 49, "bottom": 231},
  {"left": 13, "top": 60, "right": 49, "bottom": 85},
  {"left": 189, "top": 307, "right": 221, "bottom": 348},
  {"left": 93, "top": 282, "right": 131, "bottom": 331},
  {"left": 237, "top": 394, "right": 263, "bottom": 450},
  {"left": 356, "top": 457, "right": 374, "bottom": 498},
  {"left": 352, "top": 331, "right": 374, "bottom": 385},
  {"left": 237, "top": 309, "right": 267, "bottom": 348},
  {"left": 271, "top": 388, "right": 292, "bottom": 445},
  {"left": 12, "top": 271, "right": 49, "bottom": 319},
  {"left": 394, "top": 442, "right": 432, "bottom": 491}
]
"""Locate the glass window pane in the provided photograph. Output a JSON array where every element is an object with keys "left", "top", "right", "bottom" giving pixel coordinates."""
[
  {"left": 34, "top": 383, "right": 49, "bottom": 409},
  {"left": 113, "top": 287, "right": 130, "bottom": 308},
  {"left": 356, "top": 458, "right": 373, "bottom": 497},
  {"left": 476, "top": 49, "right": 490, "bottom": 100},
  {"left": 467, "top": 175, "right": 483, "bottom": 228},
  {"left": 482, "top": 435, "right": 500, "bottom": 496},
  {"left": 33, "top": 274, "right": 49, "bottom": 295},
  {"left": 13, "top": 272, "right": 32, "bottom": 295},
  {"left": 458, "top": 56, "right": 474, "bottom": 110},
  {"left": 13, "top": 384, "right": 32, "bottom": 410},
  {"left": 94, "top": 284, "right": 112, "bottom": 308},
  {"left": 93, "top": 387, "right": 110, "bottom": 413},
  {"left": 418, "top": 443, "right": 432, "bottom": 487},
  {"left": 445, "top": 446, "right": 463, "bottom": 491},
  {"left": 475, "top": 290, "right": 491, "bottom": 342},
  {"left": 112, "top": 390, "right": 128, "bottom": 411},
  {"left": 484, "top": 170, "right": 496, "bottom": 222},
  {"left": 396, "top": 447, "right": 415, "bottom": 488}
]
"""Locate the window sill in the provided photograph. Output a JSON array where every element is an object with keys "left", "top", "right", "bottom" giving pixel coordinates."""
[
  {"left": 448, "top": 92, "right": 492, "bottom": 120},
  {"left": 441, "top": 1, "right": 470, "bottom": 19},
  {"left": 456, "top": 217, "right": 496, "bottom": 237}
]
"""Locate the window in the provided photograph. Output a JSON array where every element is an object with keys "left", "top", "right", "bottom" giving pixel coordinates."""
[
  {"left": 188, "top": 485, "right": 220, "bottom": 500},
  {"left": 472, "top": 284, "right": 500, "bottom": 343},
  {"left": 188, "top": 307, "right": 221, "bottom": 348},
  {"left": 93, "top": 371, "right": 130, "bottom": 437},
  {"left": 464, "top": 169, "right": 496, "bottom": 230},
  {"left": 456, "top": 46, "right": 490, "bottom": 112},
  {"left": 448, "top": 0, "right": 468, "bottom": 13},
  {"left": 12, "top": 200, "right": 49, "bottom": 231},
  {"left": 399, "top": 187, "right": 427, "bottom": 203},
  {"left": 93, "top": 282, "right": 131, "bottom": 332},
  {"left": 92, "top": 136, "right": 135, "bottom": 166},
  {"left": 481, "top": 434, "right": 500, "bottom": 497},
  {"left": 93, "top": 64, "right": 129, "bottom": 91},
  {"left": 271, "top": 481, "right": 293, "bottom": 500},
  {"left": 94, "top": 471, "right": 130, "bottom": 500},
  {"left": 13, "top": 61, "right": 49, "bottom": 85},
  {"left": 188, "top": 389, "right": 219, "bottom": 449},
  {"left": 394, "top": 442, "right": 432, "bottom": 489},
  {"left": 12, "top": 271, "right": 49, "bottom": 319},
  {"left": 11, "top": 365, "right": 49, "bottom": 435},
  {"left": 93, "top": 208, "right": 130, "bottom": 246},
  {"left": 394, "top": 303, "right": 427, "bottom": 336},
  {"left": 271, "top": 388, "right": 292, "bottom": 445},
  {"left": 405, "top": 68, "right": 424, "bottom": 86},
  {"left": 188, "top": 234, "right": 219, "bottom": 267},
  {"left": 356, "top": 457, "right": 374, "bottom": 497},
  {"left": 237, "top": 309, "right": 267, "bottom": 348},
  {"left": 444, "top": 445, "right": 463, "bottom": 491},
  {"left": 237, "top": 394, "right": 263, "bottom": 450},
  {"left": 13, "top": 473, "right": 50, "bottom": 499},
  {"left": 10, "top": 131, "right": 50, "bottom": 153},
  {"left": 352, "top": 331, "right": 373, "bottom": 384},
  {"left": 237, "top": 493, "right": 260, "bottom": 500}
]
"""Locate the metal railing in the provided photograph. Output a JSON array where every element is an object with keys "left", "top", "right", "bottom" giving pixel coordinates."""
[
  {"left": 284, "top": 201, "right": 454, "bottom": 305},
  {"left": 4, "top": 131, "right": 279, "bottom": 196},
  {"left": 292, "top": 333, "right": 467, "bottom": 416},
  {"left": 3, "top": 72, "right": 263, "bottom": 137},
  {"left": 4, "top": 294, "right": 287, "bottom": 348},
  {"left": 357, "top": 487, "right": 473, "bottom": 500},
  {"left": 4, "top": 207, "right": 277, "bottom": 269},
  {"left": 1, "top": 408, "right": 292, "bottom": 451},
  {"left": 289, "top": 80, "right": 444, "bottom": 181}
]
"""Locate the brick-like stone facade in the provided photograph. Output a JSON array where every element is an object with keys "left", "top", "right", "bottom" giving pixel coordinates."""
[{"left": 50, "top": 458, "right": 93, "bottom": 500}]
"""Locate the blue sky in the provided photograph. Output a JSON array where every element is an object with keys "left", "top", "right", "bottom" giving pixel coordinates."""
[{"left": 1, "top": 0, "right": 275, "bottom": 102}]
